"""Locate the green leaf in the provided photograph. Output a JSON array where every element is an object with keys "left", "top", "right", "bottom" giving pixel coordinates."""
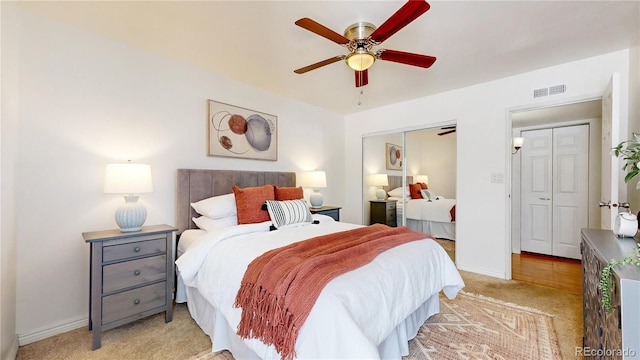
[{"left": 624, "top": 170, "right": 639, "bottom": 183}]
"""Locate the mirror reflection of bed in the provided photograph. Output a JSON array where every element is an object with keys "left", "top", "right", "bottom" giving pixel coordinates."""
[{"left": 384, "top": 175, "right": 456, "bottom": 257}]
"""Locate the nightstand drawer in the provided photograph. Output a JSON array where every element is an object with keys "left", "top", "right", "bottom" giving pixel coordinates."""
[
  {"left": 102, "top": 281, "right": 166, "bottom": 325},
  {"left": 387, "top": 209, "right": 396, "bottom": 221},
  {"left": 103, "top": 255, "right": 167, "bottom": 293},
  {"left": 103, "top": 237, "right": 166, "bottom": 262}
]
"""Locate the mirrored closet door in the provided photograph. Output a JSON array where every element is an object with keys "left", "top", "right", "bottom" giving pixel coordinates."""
[{"left": 362, "top": 126, "right": 457, "bottom": 241}]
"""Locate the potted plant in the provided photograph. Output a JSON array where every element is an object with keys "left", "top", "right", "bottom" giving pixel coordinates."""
[{"left": 600, "top": 133, "right": 640, "bottom": 313}]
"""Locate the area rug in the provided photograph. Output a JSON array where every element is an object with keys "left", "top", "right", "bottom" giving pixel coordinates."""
[{"left": 186, "top": 291, "right": 561, "bottom": 360}]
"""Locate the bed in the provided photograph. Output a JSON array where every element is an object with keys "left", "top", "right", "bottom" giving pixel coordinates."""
[
  {"left": 174, "top": 169, "right": 464, "bottom": 359},
  {"left": 385, "top": 176, "right": 456, "bottom": 240}
]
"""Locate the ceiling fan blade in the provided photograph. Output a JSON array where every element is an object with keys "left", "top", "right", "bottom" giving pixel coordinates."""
[
  {"left": 355, "top": 70, "right": 369, "bottom": 87},
  {"left": 378, "top": 49, "right": 436, "bottom": 68},
  {"left": 370, "top": 0, "right": 431, "bottom": 43},
  {"left": 294, "top": 56, "right": 344, "bottom": 74},
  {"left": 438, "top": 129, "right": 456, "bottom": 136},
  {"left": 295, "top": 18, "right": 350, "bottom": 45}
]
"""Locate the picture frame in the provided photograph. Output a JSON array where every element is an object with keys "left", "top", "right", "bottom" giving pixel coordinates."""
[
  {"left": 385, "top": 143, "right": 403, "bottom": 170},
  {"left": 207, "top": 100, "right": 277, "bottom": 161}
]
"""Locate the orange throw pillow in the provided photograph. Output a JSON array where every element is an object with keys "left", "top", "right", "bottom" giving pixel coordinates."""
[
  {"left": 418, "top": 182, "right": 428, "bottom": 190},
  {"left": 275, "top": 186, "right": 303, "bottom": 201},
  {"left": 232, "top": 184, "right": 275, "bottom": 224},
  {"left": 409, "top": 183, "right": 422, "bottom": 199}
]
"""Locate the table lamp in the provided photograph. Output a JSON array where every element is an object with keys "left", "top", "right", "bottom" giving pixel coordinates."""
[
  {"left": 371, "top": 174, "right": 389, "bottom": 200},
  {"left": 104, "top": 162, "right": 153, "bottom": 232},
  {"left": 301, "top": 171, "right": 327, "bottom": 208}
]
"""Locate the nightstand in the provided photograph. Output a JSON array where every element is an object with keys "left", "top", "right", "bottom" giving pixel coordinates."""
[
  {"left": 83, "top": 224, "right": 177, "bottom": 350},
  {"left": 370, "top": 200, "right": 397, "bottom": 227},
  {"left": 309, "top": 205, "right": 341, "bottom": 221}
]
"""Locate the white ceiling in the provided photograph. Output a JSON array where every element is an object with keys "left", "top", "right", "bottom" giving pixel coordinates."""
[{"left": 16, "top": 0, "right": 640, "bottom": 115}]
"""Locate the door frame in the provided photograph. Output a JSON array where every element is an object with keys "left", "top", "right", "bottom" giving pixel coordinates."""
[{"left": 505, "top": 93, "right": 604, "bottom": 279}]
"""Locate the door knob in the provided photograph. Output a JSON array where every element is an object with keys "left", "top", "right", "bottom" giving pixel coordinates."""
[{"left": 599, "top": 201, "right": 611, "bottom": 208}]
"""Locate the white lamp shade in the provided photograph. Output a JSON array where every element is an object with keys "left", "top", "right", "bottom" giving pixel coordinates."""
[
  {"left": 370, "top": 174, "right": 389, "bottom": 187},
  {"left": 513, "top": 137, "right": 525, "bottom": 148},
  {"left": 104, "top": 163, "right": 153, "bottom": 194},
  {"left": 415, "top": 175, "right": 429, "bottom": 184},
  {"left": 301, "top": 171, "right": 327, "bottom": 189}
]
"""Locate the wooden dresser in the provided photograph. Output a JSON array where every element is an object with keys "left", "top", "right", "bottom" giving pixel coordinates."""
[
  {"left": 581, "top": 229, "right": 640, "bottom": 359},
  {"left": 83, "top": 224, "right": 177, "bottom": 350},
  {"left": 370, "top": 200, "right": 397, "bottom": 227}
]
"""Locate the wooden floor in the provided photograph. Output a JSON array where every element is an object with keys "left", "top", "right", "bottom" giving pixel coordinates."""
[
  {"left": 436, "top": 239, "right": 583, "bottom": 294},
  {"left": 511, "top": 251, "right": 583, "bottom": 294}
]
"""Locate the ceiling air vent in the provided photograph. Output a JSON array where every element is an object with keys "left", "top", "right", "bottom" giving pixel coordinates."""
[
  {"left": 533, "top": 88, "right": 548, "bottom": 98},
  {"left": 533, "top": 84, "right": 567, "bottom": 98},
  {"left": 549, "top": 84, "right": 567, "bottom": 95}
]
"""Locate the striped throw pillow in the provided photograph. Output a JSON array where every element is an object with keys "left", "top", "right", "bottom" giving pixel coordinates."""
[{"left": 265, "top": 199, "right": 312, "bottom": 229}]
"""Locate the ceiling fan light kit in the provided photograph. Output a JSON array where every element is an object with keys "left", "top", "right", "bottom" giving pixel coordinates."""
[
  {"left": 346, "top": 49, "right": 376, "bottom": 71},
  {"left": 294, "top": 0, "right": 436, "bottom": 87}
]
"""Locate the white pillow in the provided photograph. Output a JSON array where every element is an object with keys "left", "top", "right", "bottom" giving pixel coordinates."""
[
  {"left": 192, "top": 215, "right": 238, "bottom": 232},
  {"left": 265, "top": 199, "right": 312, "bottom": 229},
  {"left": 387, "top": 187, "right": 406, "bottom": 198},
  {"left": 191, "top": 193, "right": 237, "bottom": 219},
  {"left": 420, "top": 189, "right": 434, "bottom": 201}
]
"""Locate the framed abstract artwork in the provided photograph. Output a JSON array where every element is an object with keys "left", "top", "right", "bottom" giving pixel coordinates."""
[
  {"left": 207, "top": 100, "right": 277, "bottom": 161},
  {"left": 385, "top": 143, "right": 402, "bottom": 170}
]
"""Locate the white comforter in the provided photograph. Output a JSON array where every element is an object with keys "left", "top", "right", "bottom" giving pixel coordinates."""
[
  {"left": 176, "top": 216, "right": 464, "bottom": 359},
  {"left": 404, "top": 198, "right": 456, "bottom": 222}
]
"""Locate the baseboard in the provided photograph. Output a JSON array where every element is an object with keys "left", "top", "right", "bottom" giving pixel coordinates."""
[
  {"left": 18, "top": 316, "right": 87, "bottom": 346},
  {"left": 3, "top": 335, "right": 19, "bottom": 360},
  {"left": 456, "top": 263, "right": 508, "bottom": 280}
]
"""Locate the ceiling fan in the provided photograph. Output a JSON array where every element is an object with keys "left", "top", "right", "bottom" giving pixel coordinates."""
[
  {"left": 438, "top": 125, "right": 456, "bottom": 136},
  {"left": 293, "top": 0, "right": 436, "bottom": 88}
]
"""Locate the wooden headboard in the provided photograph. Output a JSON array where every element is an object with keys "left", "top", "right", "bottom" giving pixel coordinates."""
[{"left": 176, "top": 169, "right": 296, "bottom": 234}]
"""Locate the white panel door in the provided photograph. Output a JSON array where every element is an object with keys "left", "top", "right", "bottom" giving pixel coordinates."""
[
  {"left": 521, "top": 125, "right": 589, "bottom": 259},
  {"left": 521, "top": 129, "right": 553, "bottom": 255},
  {"left": 601, "top": 73, "right": 620, "bottom": 230},
  {"left": 552, "top": 125, "right": 589, "bottom": 259}
]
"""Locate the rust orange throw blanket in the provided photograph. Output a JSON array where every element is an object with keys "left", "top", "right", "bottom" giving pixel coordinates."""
[{"left": 234, "top": 224, "right": 430, "bottom": 360}]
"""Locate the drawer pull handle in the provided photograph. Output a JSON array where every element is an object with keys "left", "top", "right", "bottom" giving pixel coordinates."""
[
  {"left": 134, "top": 270, "right": 141, "bottom": 276},
  {"left": 133, "top": 299, "right": 140, "bottom": 305},
  {"left": 134, "top": 247, "right": 141, "bottom": 252}
]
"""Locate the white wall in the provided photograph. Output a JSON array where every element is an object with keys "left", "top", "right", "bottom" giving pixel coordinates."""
[
  {"left": 405, "top": 130, "right": 456, "bottom": 199},
  {"left": 8, "top": 9, "right": 346, "bottom": 344},
  {"left": 627, "top": 44, "right": 640, "bottom": 210},
  {"left": 345, "top": 49, "right": 634, "bottom": 278},
  {"left": 1, "top": 2, "right": 20, "bottom": 359}
]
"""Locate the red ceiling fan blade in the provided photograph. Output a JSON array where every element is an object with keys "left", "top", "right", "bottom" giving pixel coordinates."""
[
  {"left": 295, "top": 18, "right": 350, "bottom": 45},
  {"left": 294, "top": 56, "right": 344, "bottom": 74},
  {"left": 370, "top": 0, "right": 431, "bottom": 43},
  {"left": 378, "top": 49, "right": 436, "bottom": 68},
  {"left": 355, "top": 70, "right": 368, "bottom": 87}
]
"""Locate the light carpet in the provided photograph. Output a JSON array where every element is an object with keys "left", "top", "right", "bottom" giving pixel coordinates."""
[{"left": 188, "top": 290, "right": 561, "bottom": 360}]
